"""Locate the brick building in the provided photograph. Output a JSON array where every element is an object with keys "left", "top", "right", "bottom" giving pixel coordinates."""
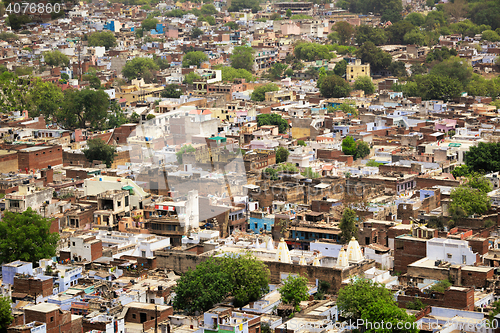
[
  {"left": 13, "top": 275, "right": 53, "bottom": 298},
  {"left": 397, "top": 286, "right": 474, "bottom": 311},
  {"left": 24, "top": 303, "right": 82, "bottom": 333},
  {"left": 18, "top": 145, "right": 63, "bottom": 171}
]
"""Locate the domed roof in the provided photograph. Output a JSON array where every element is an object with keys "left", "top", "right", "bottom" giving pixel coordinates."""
[
  {"left": 276, "top": 238, "right": 291, "bottom": 263},
  {"left": 336, "top": 248, "right": 349, "bottom": 268},
  {"left": 346, "top": 237, "right": 364, "bottom": 263},
  {"left": 299, "top": 255, "right": 307, "bottom": 266}
]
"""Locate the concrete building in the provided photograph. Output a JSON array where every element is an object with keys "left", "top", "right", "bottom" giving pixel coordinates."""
[
  {"left": 426, "top": 238, "right": 478, "bottom": 266},
  {"left": 5, "top": 185, "right": 53, "bottom": 214},
  {"left": 346, "top": 59, "right": 370, "bottom": 82}
]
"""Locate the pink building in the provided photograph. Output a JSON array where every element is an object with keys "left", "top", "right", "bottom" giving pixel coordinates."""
[
  {"left": 435, "top": 119, "right": 457, "bottom": 133},
  {"left": 281, "top": 22, "right": 301, "bottom": 36},
  {"left": 165, "top": 29, "right": 178, "bottom": 39}
]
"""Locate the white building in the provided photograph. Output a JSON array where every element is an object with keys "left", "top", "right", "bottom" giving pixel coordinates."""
[{"left": 426, "top": 238, "right": 477, "bottom": 265}]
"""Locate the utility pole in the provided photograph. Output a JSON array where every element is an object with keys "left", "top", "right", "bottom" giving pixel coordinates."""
[
  {"left": 78, "top": 39, "right": 82, "bottom": 82},
  {"left": 155, "top": 304, "right": 158, "bottom": 333}
]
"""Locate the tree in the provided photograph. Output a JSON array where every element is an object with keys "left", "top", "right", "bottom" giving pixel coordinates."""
[
  {"left": 465, "top": 142, "right": 500, "bottom": 173},
  {"left": 444, "top": 0, "right": 467, "bottom": 21},
  {"left": 276, "top": 146, "right": 290, "bottom": 164},
  {"left": 251, "top": 83, "right": 280, "bottom": 102},
  {"left": 142, "top": 17, "right": 159, "bottom": 31},
  {"left": 356, "top": 141, "right": 370, "bottom": 159},
  {"left": 366, "top": 159, "right": 382, "bottom": 167},
  {"left": 467, "top": 174, "right": 492, "bottom": 194},
  {"left": 405, "top": 12, "right": 425, "bottom": 26},
  {"left": 230, "top": 46, "right": 254, "bottom": 72},
  {"left": 354, "top": 76, "right": 375, "bottom": 95},
  {"left": 161, "top": 84, "right": 182, "bottom": 98},
  {"left": 334, "top": 21, "right": 354, "bottom": 45},
  {"left": 268, "top": 63, "right": 288, "bottom": 80},
  {"left": 87, "top": 31, "right": 117, "bottom": 49},
  {"left": 301, "top": 167, "right": 320, "bottom": 179},
  {"left": 26, "top": 79, "right": 64, "bottom": 119},
  {"left": 278, "top": 274, "right": 309, "bottom": 312},
  {"left": 286, "top": 8, "right": 292, "bottom": 18},
  {"left": 184, "top": 72, "right": 202, "bottom": 84},
  {"left": 342, "top": 136, "right": 357, "bottom": 156},
  {"left": 82, "top": 74, "right": 101, "bottom": 89},
  {"left": 7, "top": 14, "right": 31, "bottom": 30},
  {"left": 191, "top": 27, "right": 203, "bottom": 39},
  {"left": 228, "top": 0, "right": 260, "bottom": 13},
  {"left": 294, "top": 42, "right": 333, "bottom": 61},
  {"left": 355, "top": 25, "right": 388, "bottom": 45},
  {"left": 414, "top": 74, "right": 462, "bottom": 101},
  {"left": 44, "top": 50, "right": 69, "bottom": 68},
  {"left": 430, "top": 57, "right": 472, "bottom": 88},
  {"left": 319, "top": 75, "right": 351, "bottom": 98},
  {"left": 452, "top": 164, "right": 471, "bottom": 178},
  {"left": 257, "top": 113, "right": 289, "bottom": 133},
  {"left": 199, "top": 15, "right": 216, "bottom": 26},
  {"left": 0, "top": 208, "right": 59, "bottom": 264},
  {"left": 173, "top": 254, "right": 270, "bottom": 313},
  {"left": 356, "top": 42, "right": 392, "bottom": 72},
  {"left": 339, "top": 207, "right": 357, "bottom": 243},
  {"left": 182, "top": 51, "right": 209, "bottom": 68},
  {"left": 333, "top": 59, "right": 348, "bottom": 77},
  {"left": 83, "top": 138, "right": 117, "bottom": 167},
  {"left": 176, "top": 144, "right": 196, "bottom": 164},
  {"left": 284, "top": 68, "right": 294, "bottom": 77},
  {"left": 201, "top": 3, "right": 217, "bottom": 15},
  {"left": 450, "top": 185, "right": 490, "bottom": 216},
  {"left": 56, "top": 88, "right": 110, "bottom": 130},
  {"left": 122, "top": 57, "right": 159, "bottom": 81},
  {"left": 482, "top": 30, "right": 500, "bottom": 42},
  {"left": 337, "top": 278, "right": 417, "bottom": 333},
  {"left": 61, "top": 73, "right": 69, "bottom": 81},
  {"left": 297, "top": 140, "right": 306, "bottom": 146},
  {"left": 225, "top": 22, "right": 239, "bottom": 30},
  {"left": 221, "top": 67, "right": 254, "bottom": 82},
  {"left": 264, "top": 167, "right": 279, "bottom": 180},
  {"left": 0, "top": 295, "right": 13, "bottom": 332}
]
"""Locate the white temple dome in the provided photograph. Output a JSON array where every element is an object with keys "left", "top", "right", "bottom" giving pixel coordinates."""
[
  {"left": 346, "top": 237, "right": 364, "bottom": 263},
  {"left": 336, "top": 248, "right": 349, "bottom": 268}
]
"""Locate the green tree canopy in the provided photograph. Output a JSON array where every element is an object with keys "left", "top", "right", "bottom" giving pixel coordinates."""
[
  {"left": 44, "top": 50, "right": 70, "bottom": 68},
  {"left": 88, "top": 31, "right": 117, "bottom": 49},
  {"left": 294, "top": 42, "right": 333, "bottom": 61},
  {"left": 334, "top": 21, "right": 354, "bottom": 45},
  {"left": 276, "top": 146, "right": 290, "bottom": 164},
  {"left": 251, "top": 83, "right": 280, "bottom": 102},
  {"left": 355, "top": 41, "right": 392, "bottom": 72},
  {"left": 342, "top": 136, "right": 357, "bottom": 156},
  {"left": 333, "top": 59, "right": 348, "bottom": 77},
  {"left": 122, "top": 57, "right": 159, "bottom": 81},
  {"left": 176, "top": 144, "right": 196, "bottom": 164},
  {"left": 220, "top": 67, "right": 254, "bottom": 82},
  {"left": 450, "top": 185, "right": 490, "bottom": 216},
  {"left": 56, "top": 88, "right": 110, "bottom": 130},
  {"left": 161, "top": 84, "right": 182, "bottom": 98},
  {"left": 0, "top": 295, "right": 13, "bottom": 332},
  {"left": 191, "top": 27, "right": 204, "bottom": 39},
  {"left": 257, "top": 113, "right": 289, "bottom": 134},
  {"left": 0, "top": 208, "right": 59, "bottom": 264},
  {"left": 142, "top": 17, "right": 159, "bottom": 31},
  {"left": 228, "top": 0, "right": 260, "bottom": 13},
  {"left": 339, "top": 207, "right": 357, "bottom": 243},
  {"left": 278, "top": 275, "right": 309, "bottom": 312},
  {"left": 184, "top": 71, "right": 202, "bottom": 84},
  {"left": 465, "top": 142, "right": 500, "bottom": 173},
  {"left": 354, "top": 76, "right": 375, "bottom": 95},
  {"left": 201, "top": 3, "right": 217, "bottom": 15},
  {"left": 338, "top": 278, "right": 418, "bottom": 333},
  {"left": 173, "top": 254, "right": 270, "bottom": 313},
  {"left": 26, "top": 79, "right": 64, "bottom": 119},
  {"left": 230, "top": 46, "right": 255, "bottom": 72},
  {"left": 429, "top": 57, "right": 472, "bottom": 87},
  {"left": 182, "top": 51, "right": 209, "bottom": 68},
  {"left": 301, "top": 167, "right": 320, "bottom": 179},
  {"left": 83, "top": 138, "right": 117, "bottom": 168},
  {"left": 319, "top": 75, "right": 351, "bottom": 98},
  {"left": 355, "top": 25, "right": 388, "bottom": 45}
]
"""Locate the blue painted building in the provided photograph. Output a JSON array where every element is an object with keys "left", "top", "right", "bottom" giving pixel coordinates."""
[
  {"left": 249, "top": 213, "right": 274, "bottom": 234},
  {"left": 2, "top": 261, "right": 33, "bottom": 285}
]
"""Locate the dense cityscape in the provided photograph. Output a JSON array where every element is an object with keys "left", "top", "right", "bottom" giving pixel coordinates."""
[{"left": 1, "top": 0, "right": 500, "bottom": 332}]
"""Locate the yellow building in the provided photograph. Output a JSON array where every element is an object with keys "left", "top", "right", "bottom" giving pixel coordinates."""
[
  {"left": 346, "top": 59, "right": 370, "bottom": 82},
  {"left": 116, "top": 79, "right": 164, "bottom": 106}
]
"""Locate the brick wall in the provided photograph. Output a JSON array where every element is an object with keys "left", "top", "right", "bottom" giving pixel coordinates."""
[
  {"left": 398, "top": 287, "right": 474, "bottom": 311},
  {"left": 394, "top": 237, "right": 427, "bottom": 274},
  {"left": 18, "top": 146, "right": 63, "bottom": 171},
  {"left": 63, "top": 151, "right": 92, "bottom": 167},
  {"left": 13, "top": 276, "right": 53, "bottom": 297},
  {"left": 0, "top": 151, "right": 18, "bottom": 172}
]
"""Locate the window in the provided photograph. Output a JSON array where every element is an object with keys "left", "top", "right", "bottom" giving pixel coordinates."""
[
  {"left": 447, "top": 253, "right": 452, "bottom": 259},
  {"left": 50, "top": 317, "right": 54, "bottom": 322},
  {"left": 462, "top": 255, "right": 466, "bottom": 264},
  {"left": 132, "top": 314, "right": 136, "bottom": 319},
  {"left": 72, "top": 242, "right": 75, "bottom": 246}
]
